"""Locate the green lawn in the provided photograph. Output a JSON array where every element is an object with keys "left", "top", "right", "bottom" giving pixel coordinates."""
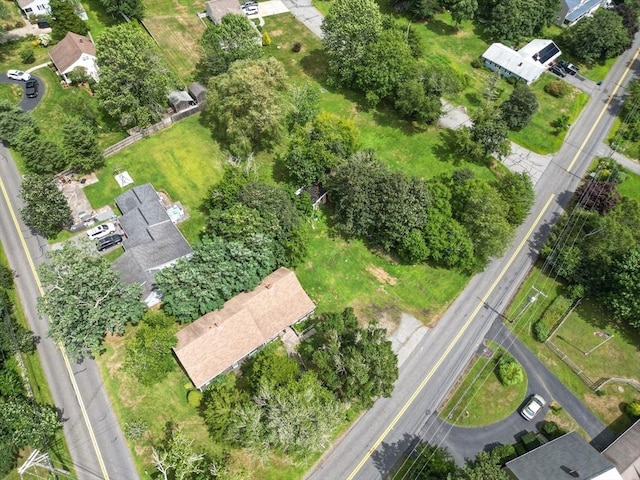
[
  {"left": 82, "top": 0, "right": 120, "bottom": 38},
  {"left": 0, "top": 83, "right": 22, "bottom": 105},
  {"left": 510, "top": 75, "right": 589, "bottom": 154},
  {"left": 296, "top": 214, "right": 469, "bottom": 321},
  {"left": 505, "top": 265, "right": 638, "bottom": 433},
  {"left": 617, "top": 167, "right": 640, "bottom": 201},
  {"left": 83, "top": 115, "right": 225, "bottom": 243},
  {"left": 439, "top": 343, "right": 528, "bottom": 427}
]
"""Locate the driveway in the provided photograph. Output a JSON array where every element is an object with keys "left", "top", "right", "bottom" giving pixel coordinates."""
[
  {"left": 419, "top": 319, "right": 615, "bottom": 464},
  {"left": 0, "top": 72, "right": 45, "bottom": 111},
  {"left": 281, "top": 0, "right": 323, "bottom": 37}
]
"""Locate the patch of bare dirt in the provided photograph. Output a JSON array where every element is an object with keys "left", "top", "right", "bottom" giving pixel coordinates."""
[
  {"left": 270, "top": 29, "right": 283, "bottom": 36},
  {"left": 366, "top": 265, "right": 398, "bottom": 285}
]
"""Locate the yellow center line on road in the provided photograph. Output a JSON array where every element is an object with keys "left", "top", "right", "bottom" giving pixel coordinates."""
[
  {"left": 347, "top": 192, "right": 555, "bottom": 480},
  {"left": 567, "top": 47, "right": 640, "bottom": 172},
  {"left": 0, "top": 173, "right": 111, "bottom": 480}
]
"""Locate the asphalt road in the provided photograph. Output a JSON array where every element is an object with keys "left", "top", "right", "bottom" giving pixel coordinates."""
[
  {"left": 0, "top": 101, "right": 137, "bottom": 476},
  {"left": 0, "top": 72, "right": 46, "bottom": 110},
  {"left": 306, "top": 33, "right": 640, "bottom": 480},
  {"left": 423, "top": 320, "right": 615, "bottom": 465}
]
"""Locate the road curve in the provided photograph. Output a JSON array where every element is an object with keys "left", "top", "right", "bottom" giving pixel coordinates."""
[
  {"left": 0, "top": 113, "right": 138, "bottom": 476},
  {"left": 306, "top": 30, "right": 640, "bottom": 480}
]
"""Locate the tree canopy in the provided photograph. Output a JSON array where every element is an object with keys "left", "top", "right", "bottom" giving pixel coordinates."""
[
  {"left": 477, "top": 0, "right": 560, "bottom": 44},
  {"left": 62, "top": 117, "right": 104, "bottom": 173},
  {"left": 562, "top": 9, "right": 630, "bottom": 65},
  {"left": 20, "top": 174, "right": 72, "bottom": 238},
  {"left": 98, "top": 0, "right": 144, "bottom": 19},
  {"left": 196, "top": 14, "right": 262, "bottom": 83},
  {"left": 204, "top": 57, "right": 290, "bottom": 157},
  {"left": 154, "top": 235, "right": 276, "bottom": 322},
  {"left": 500, "top": 84, "right": 539, "bottom": 131},
  {"left": 299, "top": 308, "right": 398, "bottom": 408},
  {"left": 95, "top": 24, "right": 173, "bottom": 128},
  {"left": 0, "top": 100, "right": 38, "bottom": 146},
  {"left": 50, "top": 0, "right": 88, "bottom": 41},
  {"left": 38, "top": 244, "right": 145, "bottom": 359}
]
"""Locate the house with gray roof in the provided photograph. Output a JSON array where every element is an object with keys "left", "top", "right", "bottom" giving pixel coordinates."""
[
  {"left": 603, "top": 419, "right": 640, "bottom": 480},
  {"left": 482, "top": 39, "right": 561, "bottom": 84},
  {"left": 205, "top": 0, "right": 242, "bottom": 23},
  {"left": 505, "top": 432, "right": 623, "bottom": 480},
  {"left": 557, "top": 0, "right": 609, "bottom": 27},
  {"left": 112, "top": 184, "right": 192, "bottom": 306}
]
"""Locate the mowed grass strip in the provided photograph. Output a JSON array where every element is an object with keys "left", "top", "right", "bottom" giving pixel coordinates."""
[
  {"left": 439, "top": 343, "right": 527, "bottom": 427},
  {"left": 83, "top": 115, "right": 224, "bottom": 243},
  {"left": 141, "top": 0, "right": 207, "bottom": 80}
]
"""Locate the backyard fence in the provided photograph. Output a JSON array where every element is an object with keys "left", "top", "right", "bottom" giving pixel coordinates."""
[
  {"left": 103, "top": 103, "right": 206, "bottom": 157},
  {"left": 545, "top": 340, "right": 598, "bottom": 390}
]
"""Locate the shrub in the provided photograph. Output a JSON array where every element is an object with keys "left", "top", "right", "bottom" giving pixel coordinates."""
[
  {"left": 124, "top": 419, "right": 148, "bottom": 440},
  {"left": 67, "top": 66, "right": 89, "bottom": 85},
  {"left": 542, "top": 421, "right": 565, "bottom": 440},
  {"left": 626, "top": 401, "right": 640, "bottom": 418},
  {"left": 187, "top": 389, "right": 203, "bottom": 408},
  {"left": 262, "top": 31, "right": 271, "bottom": 46},
  {"left": 20, "top": 47, "right": 35, "bottom": 64},
  {"left": 0, "top": 264, "right": 13, "bottom": 290},
  {"left": 293, "top": 42, "right": 302, "bottom": 52},
  {"left": 520, "top": 431, "right": 541, "bottom": 451},
  {"left": 471, "top": 56, "right": 483, "bottom": 68},
  {"left": 491, "top": 443, "right": 516, "bottom": 464},
  {"left": 533, "top": 321, "right": 549, "bottom": 342},
  {"left": 545, "top": 80, "right": 569, "bottom": 98},
  {"left": 496, "top": 353, "right": 525, "bottom": 386}
]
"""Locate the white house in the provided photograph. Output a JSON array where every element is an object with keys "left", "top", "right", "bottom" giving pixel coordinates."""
[
  {"left": 48, "top": 32, "right": 99, "bottom": 83},
  {"left": 16, "top": 0, "right": 50, "bottom": 17},
  {"left": 482, "top": 39, "right": 561, "bottom": 84},
  {"left": 557, "top": 0, "right": 609, "bottom": 27}
]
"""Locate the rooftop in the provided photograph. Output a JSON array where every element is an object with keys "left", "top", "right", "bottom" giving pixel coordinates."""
[{"left": 48, "top": 32, "right": 96, "bottom": 74}]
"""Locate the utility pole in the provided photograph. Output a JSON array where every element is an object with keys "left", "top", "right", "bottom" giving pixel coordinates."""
[
  {"left": 509, "top": 286, "right": 547, "bottom": 323},
  {"left": 18, "top": 450, "right": 72, "bottom": 480}
]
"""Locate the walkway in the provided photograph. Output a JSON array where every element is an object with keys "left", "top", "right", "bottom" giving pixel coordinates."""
[{"left": 281, "top": 0, "right": 323, "bottom": 37}]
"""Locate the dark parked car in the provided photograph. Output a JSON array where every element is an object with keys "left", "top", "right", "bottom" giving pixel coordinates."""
[
  {"left": 549, "top": 65, "right": 566, "bottom": 78},
  {"left": 97, "top": 234, "right": 123, "bottom": 252},
  {"left": 557, "top": 60, "right": 578, "bottom": 75},
  {"left": 36, "top": 18, "right": 50, "bottom": 28},
  {"left": 25, "top": 79, "right": 38, "bottom": 98}
]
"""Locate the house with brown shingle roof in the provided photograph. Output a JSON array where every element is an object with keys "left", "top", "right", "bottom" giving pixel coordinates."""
[
  {"left": 48, "top": 32, "right": 99, "bottom": 82},
  {"left": 173, "top": 267, "right": 315, "bottom": 390},
  {"left": 205, "top": 0, "right": 243, "bottom": 23}
]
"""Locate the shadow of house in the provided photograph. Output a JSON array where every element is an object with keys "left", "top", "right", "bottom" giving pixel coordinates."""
[
  {"left": 205, "top": 0, "right": 243, "bottom": 23},
  {"left": 172, "top": 267, "right": 315, "bottom": 390},
  {"left": 168, "top": 90, "right": 195, "bottom": 113},
  {"left": 505, "top": 431, "right": 624, "bottom": 479},
  {"left": 603, "top": 419, "right": 640, "bottom": 480},
  {"left": 112, "top": 184, "right": 192, "bottom": 306}
]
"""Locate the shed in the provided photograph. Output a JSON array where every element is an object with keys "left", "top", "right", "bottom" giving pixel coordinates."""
[
  {"left": 188, "top": 82, "right": 207, "bottom": 104},
  {"left": 168, "top": 90, "right": 195, "bottom": 112},
  {"left": 205, "top": 0, "right": 243, "bottom": 23}
]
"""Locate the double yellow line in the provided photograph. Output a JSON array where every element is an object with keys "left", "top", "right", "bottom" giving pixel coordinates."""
[{"left": 0, "top": 173, "right": 110, "bottom": 480}]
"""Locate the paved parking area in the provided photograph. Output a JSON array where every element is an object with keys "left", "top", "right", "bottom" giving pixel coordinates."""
[{"left": 255, "top": 0, "right": 288, "bottom": 16}]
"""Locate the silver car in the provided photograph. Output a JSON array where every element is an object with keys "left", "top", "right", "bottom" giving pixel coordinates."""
[
  {"left": 86, "top": 222, "right": 116, "bottom": 240},
  {"left": 521, "top": 394, "right": 546, "bottom": 420}
]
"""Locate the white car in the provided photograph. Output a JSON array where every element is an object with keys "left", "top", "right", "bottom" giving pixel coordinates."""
[
  {"left": 243, "top": 6, "right": 258, "bottom": 14},
  {"left": 86, "top": 222, "right": 116, "bottom": 240},
  {"left": 7, "top": 70, "right": 31, "bottom": 81},
  {"left": 521, "top": 394, "right": 546, "bottom": 420}
]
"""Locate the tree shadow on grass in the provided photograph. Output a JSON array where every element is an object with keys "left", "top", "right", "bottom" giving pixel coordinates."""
[
  {"left": 299, "top": 48, "right": 330, "bottom": 85},
  {"left": 426, "top": 18, "right": 458, "bottom": 37},
  {"left": 465, "top": 91, "right": 484, "bottom": 108},
  {"left": 433, "top": 129, "right": 462, "bottom": 165}
]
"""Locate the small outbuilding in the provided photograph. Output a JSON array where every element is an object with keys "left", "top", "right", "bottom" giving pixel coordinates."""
[
  {"left": 205, "top": 0, "right": 243, "bottom": 23},
  {"left": 168, "top": 90, "right": 195, "bottom": 112},
  {"left": 188, "top": 82, "right": 207, "bottom": 104}
]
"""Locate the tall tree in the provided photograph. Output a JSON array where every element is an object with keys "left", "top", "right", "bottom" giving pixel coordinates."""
[
  {"left": 62, "top": 117, "right": 104, "bottom": 173},
  {"left": 283, "top": 112, "right": 358, "bottom": 187},
  {"left": 449, "top": 0, "right": 478, "bottom": 27},
  {"left": 20, "top": 174, "right": 72, "bottom": 238},
  {"left": 562, "top": 9, "right": 630, "bottom": 65},
  {"left": 0, "top": 100, "right": 38, "bottom": 146},
  {"left": 0, "top": 397, "right": 60, "bottom": 453},
  {"left": 493, "top": 171, "right": 535, "bottom": 225},
  {"left": 477, "top": 0, "right": 560, "bottom": 44},
  {"left": 154, "top": 235, "right": 276, "bottom": 322},
  {"left": 402, "top": 443, "right": 457, "bottom": 479},
  {"left": 196, "top": 14, "right": 262, "bottom": 83},
  {"left": 205, "top": 57, "right": 289, "bottom": 157},
  {"left": 321, "top": 0, "right": 384, "bottom": 87},
  {"left": 299, "top": 308, "right": 398, "bottom": 408},
  {"left": 457, "top": 106, "right": 511, "bottom": 161},
  {"left": 455, "top": 450, "right": 509, "bottom": 480},
  {"left": 95, "top": 24, "right": 173, "bottom": 128},
  {"left": 123, "top": 321, "right": 177, "bottom": 386},
  {"left": 500, "top": 84, "right": 539, "bottom": 131},
  {"left": 49, "top": 0, "right": 88, "bottom": 42},
  {"left": 287, "top": 82, "right": 321, "bottom": 130},
  {"left": 98, "top": 0, "right": 143, "bottom": 19},
  {"left": 37, "top": 244, "right": 145, "bottom": 359},
  {"left": 14, "top": 127, "right": 66, "bottom": 174},
  {"left": 615, "top": 2, "right": 639, "bottom": 39}
]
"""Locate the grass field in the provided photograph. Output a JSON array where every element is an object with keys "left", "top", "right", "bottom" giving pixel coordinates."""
[
  {"left": 505, "top": 266, "right": 639, "bottom": 433},
  {"left": 0, "top": 82, "right": 22, "bottom": 104},
  {"left": 439, "top": 343, "right": 528, "bottom": 427},
  {"left": 617, "top": 167, "right": 640, "bottom": 201},
  {"left": 83, "top": 114, "right": 224, "bottom": 243},
  {"left": 141, "top": 0, "right": 206, "bottom": 80}
]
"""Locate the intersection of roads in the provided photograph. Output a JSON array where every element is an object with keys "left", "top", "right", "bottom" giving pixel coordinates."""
[{"left": 1, "top": 30, "right": 639, "bottom": 480}]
